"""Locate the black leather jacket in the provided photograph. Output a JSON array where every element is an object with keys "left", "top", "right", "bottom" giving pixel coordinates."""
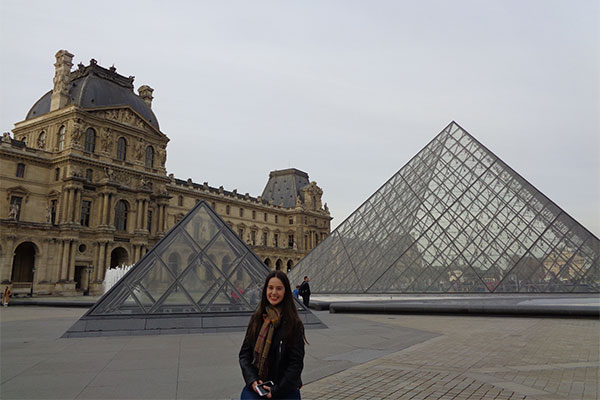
[{"left": 239, "top": 321, "right": 305, "bottom": 398}]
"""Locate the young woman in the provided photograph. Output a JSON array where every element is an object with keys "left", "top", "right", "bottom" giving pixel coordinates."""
[{"left": 239, "top": 270, "right": 306, "bottom": 399}]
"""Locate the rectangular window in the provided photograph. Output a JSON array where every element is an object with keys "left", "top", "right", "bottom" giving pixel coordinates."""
[
  {"left": 274, "top": 233, "right": 278, "bottom": 247},
  {"left": 9, "top": 196, "right": 23, "bottom": 221},
  {"left": 251, "top": 231, "right": 256, "bottom": 246},
  {"left": 262, "top": 232, "right": 267, "bottom": 246},
  {"left": 275, "top": 215, "right": 278, "bottom": 223},
  {"left": 252, "top": 210, "right": 256, "bottom": 220},
  {"left": 239, "top": 208, "right": 244, "bottom": 217},
  {"left": 55, "top": 167, "right": 60, "bottom": 181},
  {"left": 226, "top": 205, "right": 230, "bottom": 215},
  {"left": 238, "top": 228, "right": 244, "bottom": 238},
  {"left": 264, "top": 213, "right": 267, "bottom": 222},
  {"left": 80, "top": 200, "right": 91, "bottom": 226},
  {"left": 85, "top": 169, "right": 93, "bottom": 182},
  {"left": 147, "top": 209, "right": 152, "bottom": 232},
  {"left": 289, "top": 217, "right": 293, "bottom": 225},
  {"left": 50, "top": 199, "right": 57, "bottom": 225},
  {"left": 16, "top": 163, "right": 25, "bottom": 178},
  {"left": 288, "top": 234, "right": 294, "bottom": 248}
]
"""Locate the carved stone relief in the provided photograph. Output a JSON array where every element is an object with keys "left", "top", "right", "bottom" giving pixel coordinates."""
[{"left": 70, "top": 119, "right": 82, "bottom": 147}]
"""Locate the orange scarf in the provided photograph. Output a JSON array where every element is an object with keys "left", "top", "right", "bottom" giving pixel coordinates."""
[{"left": 253, "top": 305, "right": 282, "bottom": 379}]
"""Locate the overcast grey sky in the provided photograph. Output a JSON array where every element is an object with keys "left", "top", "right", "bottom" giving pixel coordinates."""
[{"left": 1, "top": 0, "right": 598, "bottom": 237}]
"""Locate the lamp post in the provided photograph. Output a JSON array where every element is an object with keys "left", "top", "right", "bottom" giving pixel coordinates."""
[
  {"left": 84, "top": 265, "right": 94, "bottom": 296},
  {"left": 30, "top": 267, "right": 36, "bottom": 297}
]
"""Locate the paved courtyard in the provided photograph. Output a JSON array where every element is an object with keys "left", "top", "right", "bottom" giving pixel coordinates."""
[
  {"left": 302, "top": 315, "right": 599, "bottom": 400},
  {"left": 1, "top": 305, "right": 598, "bottom": 399}
]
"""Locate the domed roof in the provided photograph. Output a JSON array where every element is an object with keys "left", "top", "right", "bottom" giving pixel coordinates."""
[{"left": 26, "top": 61, "right": 159, "bottom": 129}]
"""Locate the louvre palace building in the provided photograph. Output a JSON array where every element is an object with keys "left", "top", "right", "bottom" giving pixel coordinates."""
[{"left": 0, "top": 50, "right": 331, "bottom": 296}]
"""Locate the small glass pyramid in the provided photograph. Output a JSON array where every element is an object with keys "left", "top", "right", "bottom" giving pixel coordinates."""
[
  {"left": 289, "top": 122, "right": 599, "bottom": 294},
  {"left": 64, "top": 201, "right": 323, "bottom": 337}
]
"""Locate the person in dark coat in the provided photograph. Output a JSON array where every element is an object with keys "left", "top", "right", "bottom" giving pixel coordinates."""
[
  {"left": 298, "top": 276, "right": 310, "bottom": 308},
  {"left": 239, "top": 271, "right": 306, "bottom": 399}
]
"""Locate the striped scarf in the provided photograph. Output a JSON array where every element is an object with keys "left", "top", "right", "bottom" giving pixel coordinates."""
[{"left": 253, "top": 305, "right": 282, "bottom": 379}]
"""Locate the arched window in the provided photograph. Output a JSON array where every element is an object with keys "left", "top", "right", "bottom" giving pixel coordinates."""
[
  {"left": 226, "top": 205, "right": 230, "bottom": 215},
  {"left": 145, "top": 146, "right": 154, "bottom": 168},
  {"left": 114, "top": 200, "right": 128, "bottom": 231},
  {"left": 116, "top": 137, "right": 127, "bottom": 161},
  {"left": 57, "top": 126, "right": 66, "bottom": 151},
  {"left": 84, "top": 128, "right": 96, "bottom": 153}
]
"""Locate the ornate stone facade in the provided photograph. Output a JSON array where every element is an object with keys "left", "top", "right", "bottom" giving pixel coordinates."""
[{"left": 0, "top": 50, "right": 331, "bottom": 296}]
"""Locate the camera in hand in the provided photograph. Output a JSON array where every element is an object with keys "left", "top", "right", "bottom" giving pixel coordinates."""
[{"left": 256, "top": 381, "right": 274, "bottom": 397}]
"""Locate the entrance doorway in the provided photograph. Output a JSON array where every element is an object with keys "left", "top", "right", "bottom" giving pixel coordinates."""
[{"left": 11, "top": 242, "right": 36, "bottom": 282}]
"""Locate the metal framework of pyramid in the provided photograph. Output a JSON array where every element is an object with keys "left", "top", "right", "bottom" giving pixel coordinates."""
[
  {"left": 289, "top": 122, "right": 599, "bottom": 294},
  {"left": 64, "top": 201, "right": 324, "bottom": 337}
]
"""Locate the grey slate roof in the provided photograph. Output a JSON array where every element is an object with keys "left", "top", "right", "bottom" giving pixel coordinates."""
[
  {"left": 261, "top": 168, "right": 310, "bottom": 208},
  {"left": 26, "top": 62, "right": 159, "bottom": 129}
]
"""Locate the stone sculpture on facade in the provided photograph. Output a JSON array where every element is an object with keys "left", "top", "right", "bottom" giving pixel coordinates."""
[
  {"left": 101, "top": 128, "right": 113, "bottom": 153},
  {"left": 8, "top": 203, "right": 19, "bottom": 220},
  {"left": 37, "top": 133, "right": 46, "bottom": 149}
]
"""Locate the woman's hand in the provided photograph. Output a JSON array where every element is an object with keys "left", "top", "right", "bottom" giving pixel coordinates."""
[
  {"left": 263, "top": 384, "right": 272, "bottom": 398},
  {"left": 251, "top": 380, "right": 263, "bottom": 394}
]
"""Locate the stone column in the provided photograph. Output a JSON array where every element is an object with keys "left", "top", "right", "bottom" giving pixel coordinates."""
[
  {"left": 141, "top": 200, "right": 148, "bottom": 231},
  {"left": 66, "top": 189, "right": 75, "bottom": 223},
  {"left": 60, "top": 240, "right": 70, "bottom": 281},
  {"left": 132, "top": 245, "right": 139, "bottom": 263},
  {"left": 98, "top": 241, "right": 108, "bottom": 282},
  {"left": 135, "top": 200, "right": 142, "bottom": 229},
  {"left": 157, "top": 205, "right": 163, "bottom": 233},
  {"left": 59, "top": 189, "right": 68, "bottom": 224},
  {"left": 0, "top": 235, "right": 16, "bottom": 282},
  {"left": 162, "top": 205, "right": 168, "bottom": 232},
  {"left": 74, "top": 189, "right": 82, "bottom": 224},
  {"left": 68, "top": 240, "right": 77, "bottom": 281},
  {"left": 40, "top": 239, "right": 50, "bottom": 282},
  {"left": 107, "top": 194, "right": 114, "bottom": 226},
  {"left": 102, "top": 193, "right": 109, "bottom": 225}
]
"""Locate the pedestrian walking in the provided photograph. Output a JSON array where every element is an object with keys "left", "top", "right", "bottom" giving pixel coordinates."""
[{"left": 3, "top": 285, "right": 11, "bottom": 307}]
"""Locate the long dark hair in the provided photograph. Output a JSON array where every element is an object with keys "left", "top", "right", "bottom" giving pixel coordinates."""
[{"left": 247, "top": 270, "right": 306, "bottom": 346}]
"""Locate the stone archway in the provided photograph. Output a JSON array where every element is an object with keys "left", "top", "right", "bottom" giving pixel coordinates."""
[
  {"left": 11, "top": 242, "right": 36, "bottom": 282},
  {"left": 286, "top": 260, "right": 293, "bottom": 272},
  {"left": 275, "top": 259, "right": 282, "bottom": 271},
  {"left": 110, "top": 247, "right": 129, "bottom": 269},
  {"left": 264, "top": 258, "right": 271, "bottom": 268}
]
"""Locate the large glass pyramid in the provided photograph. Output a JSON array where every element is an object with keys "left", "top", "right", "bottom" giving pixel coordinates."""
[
  {"left": 64, "top": 201, "right": 323, "bottom": 337},
  {"left": 289, "top": 122, "right": 599, "bottom": 294}
]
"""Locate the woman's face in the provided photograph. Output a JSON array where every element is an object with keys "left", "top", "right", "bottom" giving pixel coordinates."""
[{"left": 266, "top": 277, "right": 285, "bottom": 306}]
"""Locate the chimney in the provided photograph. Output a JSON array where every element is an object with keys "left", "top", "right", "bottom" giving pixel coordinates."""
[
  {"left": 138, "top": 85, "right": 154, "bottom": 108},
  {"left": 50, "top": 50, "right": 74, "bottom": 111}
]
